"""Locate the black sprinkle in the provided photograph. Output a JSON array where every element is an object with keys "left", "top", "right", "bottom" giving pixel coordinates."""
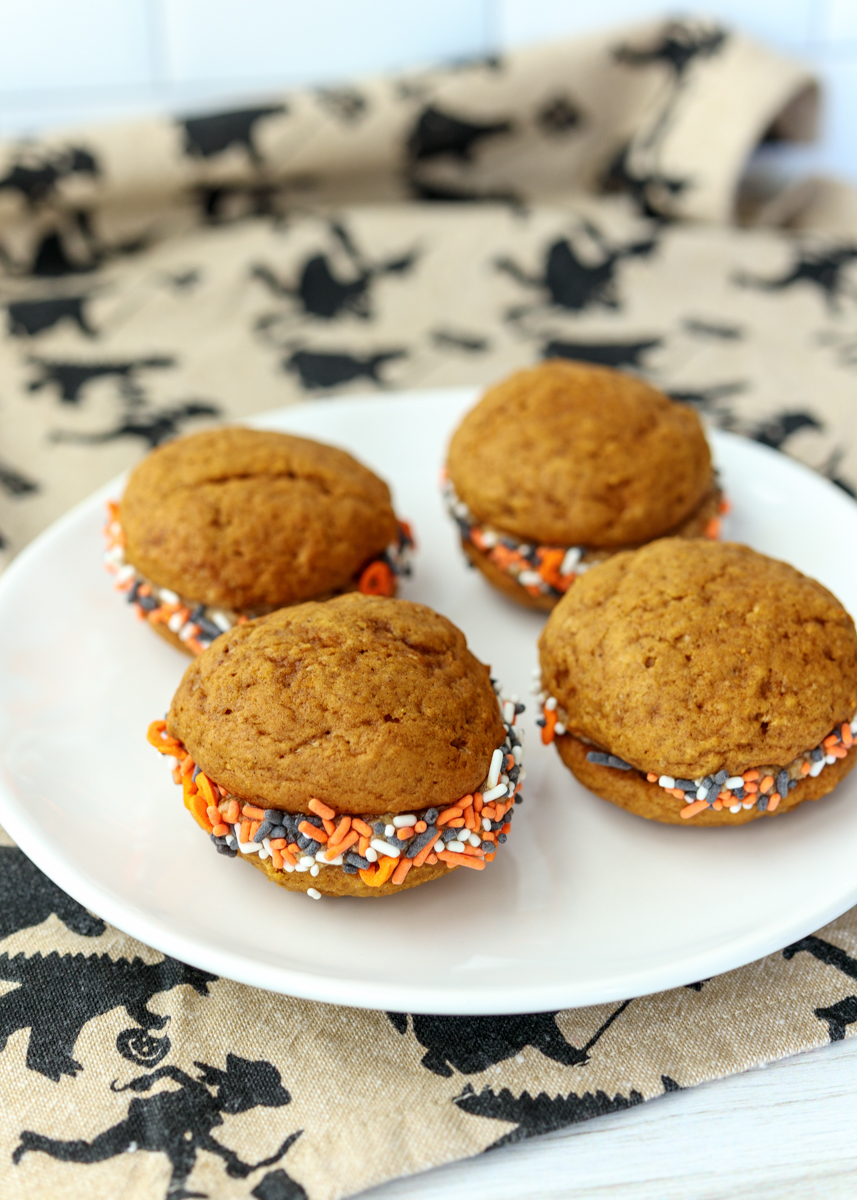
[
  {"left": 811, "top": 748, "right": 824, "bottom": 762},
  {"left": 481, "top": 840, "right": 493, "bottom": 852},
  {"left": 196, "top": 617, "right": 223, "bottom": 641},
  {"left": 490, "top": 820, "right": 503, "bottom": 831},
  {"left": 424, "top": 808, "right": 439, "bottom": 825},
  {"left": 270, "top": 825, "right": 287, "bottom": 840},
  {"left": 515, "top": 702, "right": 526, "bottom": 714},
  {"left": 127, "top": 580, "right": 141, "bottom": 603},
  {"left": 701, "top": 775, "right": 714, "bottom": 789},
  {"left": 443, "top": 828, "right": 459, "bottom": 843},
  {"left": 405, "top": 826, "right": 438, "bottom": 858},
  {"left": 714, "top": 769, "right": 729, "bottom": 785},
  {"left": 345, "top": 852, "right": 371, "bottom": 869},
  {"left": 586, "top": 751, "right": 611, "bottom": 765},
  {"left": 606, "top": 755, "right": 633, "bottom": 771},
  {"left": 536, "top": 718, "right": 546, "bottom": 728},
  {"left": 733, "top": 787, "right": 746, "bottom": 800},
  {"left": 253, "top": 821, "right": 272, "bottom": 843},
  {"left": 676, "top": 779, "right": 696, "bottom": 792},
  {"left": 373, "top": 821, "right": 386, "bottom": 836},
  {"left": 776, "top": 769, "right": 790, "bottom": 796},
  {"left": 342, "top": 863, "right": 358, "bottom": 874},
  {"left": 757, "top": 796, "right": 769, "bottom": 811},
  {"left": 789, "top": 778, "right": 798, "bottom": 790},
  {"left": 264, "top": 809, "right": 283, "bottom": 823},
  {"left": 215, "top": 843, "right": 238, "bottom": 857},
  {"left": 497, "top": 833, "right": 507, "bottom": 843},
  {"left": 515, "top": 794, "right": 523, "bottom": 804}
]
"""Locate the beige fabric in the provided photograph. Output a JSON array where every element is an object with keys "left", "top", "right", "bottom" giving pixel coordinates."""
[{"left": 2, "top": 16, "right": 857, "bottom": 1200}]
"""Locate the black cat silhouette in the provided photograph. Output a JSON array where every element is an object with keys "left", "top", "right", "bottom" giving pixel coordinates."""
[
  {"left": 0, "top": 845, "right": 102, "bottom": 938},
  {"left": 542, "top": 337, "right": 662, "bottom": 370},
  {"left": 253, "top": 221, "right": 417, "bottom": 321},
  {"left": 497, "top": 222, "right": 657, "bottom": 315},
  {"left": 734, "top": 246, "right": 857, "bottom": 311},
  {"left": 27, "top": 355, "right": 175, "bottom": 403},
  {"left": 14, "top": 1055, "right": 299, "bottom": 1200},
  {"left": 50, "top": 400, "right": 221, "bottom": 448},
  {"left": 8, "top": 294, "right": 96, "bottom": 337},
  {"left": 389, "top": 1001, "right": 630, "bottom": 1077},
  {"left": 180, "top": 105, "right": 287, "bottom": 165},
  {"left": 0, "top": 951, "right": 215, "bottom": 1080},
  {"left": 285, "top": 347, "right": 406, "bottom": 390}
]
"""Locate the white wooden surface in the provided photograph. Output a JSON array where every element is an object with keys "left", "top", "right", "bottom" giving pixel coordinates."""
[{"left": 362, "top": 1036, "right": 857, "bottom": 1199}]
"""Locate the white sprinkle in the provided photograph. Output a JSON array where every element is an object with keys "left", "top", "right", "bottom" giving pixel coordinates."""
[
  {"left": 513, "top": 747, "right": 523, "bottom": 764},
  {"left": 371, "top": 838, "right": 400, "bottom": 859},
  {"left": 307, "top": 888, "right": 321, "bottom": 900},
  {"left": 482, "top": 817, "right": 492, "bottom": 831},
  {"left": 384, "top": 823, "right": 395, "bottom": 837},
  {"left": 810, "top": 759, "right": 825, "bottom": 777},
  {"left": 295, "top": 863, "right": 309, "bottom": 873},
  {"left": 168, "top": 611, "right": 185, "bottom": 634},
  {"left": 434, "top": 841, "right": 444, "bottom": 852},
  {"left": 726, "top": 776, "right": 744, "bottom": 790},
  {"left": 314, "top": 850, "right": 328, "bottom": 862},
  {"left": 158, "top": 588, "right": 180, "bottom": 605},
  {"left": 468, "top": 833, "right": 482, "bottom": 847},
  {"left": 852, "top": 717, "right": 857, "bottom": 736},
  {"left": 300, "top": 855, "right": 315, "bottom": 867},
  {"left": 554, "top": 723, "right": 566, "bottom": 736},
  {"left": 518, "top": 570, "right": 542, "bottom": 587},
  {"left": 446, "top": 841, "right": 466, "bottom": 854},
  {"left": 729, "top": 803, "right": 742, "bottom": 813},
  {"left": 825, "top": 754, "right": 837, "bottom": 765},
  {"left": 503, "top": 700, "right": 516, "bottom": 724},
  {"left": 537, "top": 691, "right": 546, "bottom": 704},
  {"left": 258, "top": 847, "right": 270, "bottom": 860},
  {"left": 393, "top": 814, "right": 417, "bottom": 828},
  {"left": 364, "top": 846, "right": 378, "bottom": 863},
  {"left": 237, "top": 840, "right": 260, "bottom": 855},
  {"left": 658, "top": 776, "right": 676, "bottom": 790},
  {"left": 501, "top": 774, "right": 509, "bottom": 785},
  {"left": 210, "top": 609, "right": 233, "bottom": 632},
  {"left": 518, "top": 768, "right": 526, "bottom": 780},
  {"left": 310, "top": 864, "right": 320, "bottom": 877},
  {"left": 742, "top": 800, "right": 755, "bottom": 810},
  {"left": 531, "top": 667, "right": 542, "bottom": 678},
  {"left": 481, "top": 530, "right": 498, "bottom": 547},
  {"left": 225, "top": 835, "right": 236, "bottom": 847},
  {"left": 282, "top": 859, "right": 295, "bottom": 873},
  {"left": 529, "top": 682, "right": 543, "bottom": 695},
  {"left": 486, "top": 748, "right": 504, "bottom": 789},
  {"left": 326, "top": 854, "right": 344, "bottom": 866},
  {"left": 545, "top": 696, "right": 558, "bottom": 712},
  {"left": 696, "top": 787, "right": 707, "bottom": 801},
  {"left": 560, "top": 547, "right": 582, "bottom": 576},
  {"left": 115, "top": 564, "right": 136, "bottom": 585},
  {"left": 482, "top": 783, "right": 507, "bottom": 803},
  {"left": 178, "top": 622, "right": 196, "bottom": 642}
]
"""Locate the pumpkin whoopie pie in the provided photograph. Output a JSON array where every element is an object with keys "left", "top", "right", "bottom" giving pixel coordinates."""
[
  {"left": 444, "top": 359, "right": 724, "bottom": 610},
  {"left": 105, "top": 426, "right": 413, "bottom": 654},
  {"left": 537, "top": 538, "right": 857, "bottom": 825},
  {"left": 148, "top": 594, "right": 525, "bottom": 898}
]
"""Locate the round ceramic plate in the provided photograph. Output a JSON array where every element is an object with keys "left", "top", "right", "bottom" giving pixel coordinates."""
[{"left": 1, "top": 389, "right": 856, "bottom": 1015}]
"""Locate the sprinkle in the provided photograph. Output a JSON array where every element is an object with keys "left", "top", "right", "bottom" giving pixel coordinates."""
[
  {"left": 726, "top": 776, "right": 744, "bottom": 790},
  {"left": 658, "top": 776, "right": 676, "bottom": 790},
  {"left": 392, "top": 813, "right": 417, "bottom": 827},
  {"left": 309, "top": 798, "right": 336, "bottom": 820},
  {"left": 486, "top": 748, "right": 504, "bottom": 789},
  {"left": 307, "top": 888, "right": 321, "bottom": 900},
  {"left": 482, "top": 783, "right": 508, "bottom": 802}
]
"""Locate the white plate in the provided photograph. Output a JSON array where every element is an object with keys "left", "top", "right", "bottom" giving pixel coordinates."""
[{"left": 1, "top": 389, "right": 856, "bottom": 1015}]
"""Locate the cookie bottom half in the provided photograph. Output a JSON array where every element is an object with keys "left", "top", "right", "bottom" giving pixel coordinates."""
[
  {"left": 462, "top": 484, "right": 724, "bottom": 611},
  {"left": 556, "top": 733, "right": 857, "bottom": 825},
  {"left": 245, "top": 849, "right": 454, "bottom": 897}
]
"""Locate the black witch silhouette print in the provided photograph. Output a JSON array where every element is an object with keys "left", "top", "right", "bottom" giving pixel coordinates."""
[
  {"left": 496, "top": 219, "right": 658, "bottom": 323},
  {"left": 0, "top": 950, "right": 215, "bottom": 1080},
  {"left": 14, "top": 1055, "right": 301, "bottom": 1200},
  {"left": 734, "top": 244, "right": 857, "bottom": 311},
  {"left": 604, "top": 19, "right": 728, "bottom": 216},
  {"left": 0, "top": 844, "right": 102, "bottom": 940},
  {"left": 179, "top": 105, "right": 287, "bottom": 165}
]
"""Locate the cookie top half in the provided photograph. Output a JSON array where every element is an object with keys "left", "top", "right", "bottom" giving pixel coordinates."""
[
  {"left": 447, "top": 360, "right": 712, "bottom": 547},
  {"left": 167, "top": 593, "right": 505, "bottom": 814},
  {"left": 539, "top": 539, "right": 857, "bottom": 779},
  {"left": 121, "top": 427, "right": 398, "bottom": 611}
]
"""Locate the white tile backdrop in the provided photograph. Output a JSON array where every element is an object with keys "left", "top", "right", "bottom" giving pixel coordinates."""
[{"left": 0, "top": 0, "right": 854, "bottom": 180}]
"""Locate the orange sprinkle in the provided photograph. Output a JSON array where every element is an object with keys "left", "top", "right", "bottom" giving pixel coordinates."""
[
  {"left": 473, "top": 793, "right": 483, "bottom": 812},
  {"left": 187, "top": 638, "right": 205, "bottom": 655},
  {"left": 413, "top": 838, "right": 438, "bottom": 868},
  {"left": 392, "top": 858, "right": 413, "bottom": 885},
  {"left": 322, "top": 819, "right": 336, "bottom": 836},
  {"left": 196, "top": 774, "right": 218, "bottom": 807},
  {"left": 712, "top": 799, "right": 723, "bottom": 811},
  {"left": 224, "top": 800, "right": 240, "bottom": 824},
  {"left": 832, "top": 745, "right": 848, "bottom": 759},
  {"left": 464, "top": 810, "right": 478, "bottom": 832},
  {"left": 426, "top": 853, "right": 438, "bottom": 864},
  {"left": 704, "top": 516, "right": 721, "bottom": 540},
  {"left": 180, "top": 754, "right": 195, "bottom": 777},
  {"left": 187, "top": 792, "right": 214, "bottom": 833},
  {"left": 206, "top": 805, "right": 220, "bottom": 825},
  {"left": 172, "top": 766, "right": 182, "bottom": 784},
  {"left": 669, "top": 788, "right": 686, "bottom": 800},
  {"left": 281, "top": 846, "right": 297, "bottom": 868},
  {"left": 437, "top": 807, "right": 463, "bottom": 826},
  {"left": 459, "top": 794, "right": 474, "bottom": 809},
  {"left": 717, "top": 790, "right": 731, "bottom": 801},
  {"left": 743, "top": 769, "right": 760, "bottom": 782},
  {"left": 680, "top": 800, "right": 709, "bottom": 820},
  {"left": 181, "top": 775, "right": 198, "bottom": 804},
  {"left": 824, "top": 734, "right": 840, "bottom": 749},
  {"left": 359, "top": 856, "right": 397, "bottom": 887},
  {"left": 147, "top": 720, "right": 181, "bottom": 755},
  {"left": 298, "top": 821, "right": 327, "bottom": 843},
  {"left": 743, "top": 781, "right": 758, "bottom": 794},
  {"left": 271, "top": 849, "right": 284, "bottom": 870},
  {"left": 647, "top": 773, "right": 658, "bottom": 783},
  {"left": 463, "top": 844, "right": 483, "bottom": 857},
  {"left": 352, "top": 818, "right": 373, "bottom": 837},
  {"left": 759, "top": 776, "right": 774, "bottom": 794},
  {"left": 719, "top": 496, "right": 732, "bottom": 515},
  {"left": 358, "top": 835, "right": 370, "bottom": 857},
  {"left": 437, "top": 850, "right": 485, "bottom": 870},
  {"left": 242, "top": 804, "right": 265, "bottom": 820},
  {"left": 240, "top": 820, "right": 250, "bottom": 843},
  {"left": 309, "top": 798, "right": 336, "bottom": 821},
  {"left": 358, "top": 559, "right": 395, "bottom": 597},
  {"left": 327, "top": 817, "right": 352, "bottom": 847},
  {"left": 248, "top": 820, "right": 260, "bottom": 840},
  {"left": 801, "top": 761, "right": 812, "bottom": 775},
  {"left": 270, "top": 838, "right": 287, "bottom": 850},
  {"left": 541, "top": 708, "right": 557, "bottom": 746},
  {"left": 842, "top": 723, "right": 854, "bottom": 747},
  {"left": 396, "top": 827, "right": 415, "bottom": 840},
  {"left": 446, "top": 817, "right": 466, "bottom": 828},
  {"left": 767, "top": 793, "right": 781, "bottom": 813},
  {"left": 414, "top": 820, "right": 427, "bottom": 833},
  {"left": 212, "top": 822, "right": 229, "bottom": 837},
  {"left": 482, "top": 805, "right": 496, "bottom": 820},
  {"left": 327, "top": 831, "right": 358, "bottom": 859}
]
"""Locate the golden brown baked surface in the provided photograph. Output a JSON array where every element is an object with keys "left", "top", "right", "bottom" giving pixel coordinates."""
[
  {"left": 447, "top": 360, "right": 712, "bottom": 547},
  {"left": 167, "top": 593, "right": 505, "bottom": 814},
  {"left": 556, "top": 731, "right": 857, "bottom": 825},
  {"left": 121, "top": 426, "right": 399, "bottom": 610},
  {"left": 462, "top": 481, "right": 723, "bottom": 612},
  {"left": 245, "top": 847, "right": 453, "bottom": 896},
  {"left": 539, "top": 539, "right": 857, "bottom": 780}
]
